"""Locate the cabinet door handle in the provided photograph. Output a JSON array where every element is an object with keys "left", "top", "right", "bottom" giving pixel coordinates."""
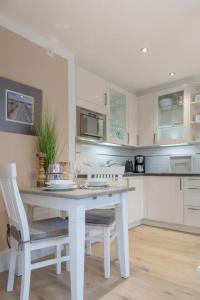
[
  {"left": 104, "top": 93, "right": 107, "bottom": 106},
  {"left": 137, "top": 134, "right": 139, "bottom": 145},
  {"left": 188, "top": 187, "right": 200, "bottom": 190},
  {"left": 153, "top": 133, "right": 156, "bottom": 144},
  {"left": 188, "top": 207, "right": 200, "bottom": 211},
  {"left": 187, "top": 178, "right": 200, "bottom": 181},
  {"left": 180, "top": 178, "right": 182, "bottom": 190},
  {"left": 127, "top": 132, "right": 130, "bottom": 144}
]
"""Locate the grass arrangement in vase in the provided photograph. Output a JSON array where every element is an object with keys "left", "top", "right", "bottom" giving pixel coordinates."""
[{"left": 35, "top": 112, "right": 58, "bottom": 173}]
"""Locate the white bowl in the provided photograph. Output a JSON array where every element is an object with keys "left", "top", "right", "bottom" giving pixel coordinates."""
[{"left": 46, "top": 180, "right": 74, "bottom": 185}]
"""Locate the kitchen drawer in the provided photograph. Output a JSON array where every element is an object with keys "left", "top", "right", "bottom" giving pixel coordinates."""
[
  {"left": 184, "top": 177, "right": 200, "bottom": 187},
  {"left": 184, "top": 206, "right": 200, "bottom": 227},
  {"left": 184, "top": 187, "right": 200, "bottom": 206}
]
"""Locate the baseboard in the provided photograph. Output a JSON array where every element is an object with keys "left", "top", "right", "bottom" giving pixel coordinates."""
[
  {"left": 142, "top": 219, "right": 200, "bottom": 234},
  {"left": 129, "top": 219, "right": 142, "bottom": 229}
]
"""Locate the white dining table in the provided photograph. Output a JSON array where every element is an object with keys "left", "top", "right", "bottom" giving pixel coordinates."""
[{"left": 20, "top": 185, "right": 134, "bottom": 300}]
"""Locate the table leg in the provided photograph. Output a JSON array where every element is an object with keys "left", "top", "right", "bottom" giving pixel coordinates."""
[
  {"left": 69, "top": 204, "right": 85, "bottom": 300},
  {"left": 116, "top": 192, "right": 130, "bottom": 278}
]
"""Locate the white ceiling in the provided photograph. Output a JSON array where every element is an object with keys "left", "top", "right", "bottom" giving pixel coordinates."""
[{"left": 1, "top": 0, "right": 200, "bottom": 93}]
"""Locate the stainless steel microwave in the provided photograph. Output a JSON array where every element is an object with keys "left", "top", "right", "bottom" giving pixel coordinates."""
[{"left": 76, "top": 107, "right": 106, "bottom": 140}]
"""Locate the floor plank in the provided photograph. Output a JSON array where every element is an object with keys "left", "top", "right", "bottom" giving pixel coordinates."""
[{"left": 0, "top": 225, "right": 200, "bottom": 300}]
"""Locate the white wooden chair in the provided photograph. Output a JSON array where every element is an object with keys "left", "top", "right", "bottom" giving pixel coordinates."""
[
  {"left": 85, "top": 167, "right": 124, "bottom": 279},
  {"left": 0, "top": 163, "right": 70, "bottom": 300}
]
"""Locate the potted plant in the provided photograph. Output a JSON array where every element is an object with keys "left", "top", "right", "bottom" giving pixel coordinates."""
[{"left": 35, "top": 112, "right": 58, "bottom": 173}]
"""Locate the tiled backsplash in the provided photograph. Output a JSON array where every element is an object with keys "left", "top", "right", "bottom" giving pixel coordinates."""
[{"left": 76, "top": 142, "right": 200, "bottom": 173}]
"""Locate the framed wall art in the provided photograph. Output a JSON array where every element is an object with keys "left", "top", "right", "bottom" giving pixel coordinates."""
[{"left": 0, "top": 77, "right": 42, "bottom": 135}]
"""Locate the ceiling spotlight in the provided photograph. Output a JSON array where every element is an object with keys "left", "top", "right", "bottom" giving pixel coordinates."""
[
  {"left": 169, "top": 72, "right": 176, "bottom": 77},
  {"left": 141, "top": 47, "right": 149, "bottom": 53}
]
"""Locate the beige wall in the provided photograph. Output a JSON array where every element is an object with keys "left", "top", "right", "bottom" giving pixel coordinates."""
[{"left": 0, "top": 26, "right": 69, "bottom": 250}]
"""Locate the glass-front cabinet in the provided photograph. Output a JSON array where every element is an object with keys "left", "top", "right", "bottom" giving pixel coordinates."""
[
  {"left": 189, "top": 82, "right": 200, "bottom": 143},
  {"left": 155, "top": 87, "right": 189, "bottom": 145},
  {"left": 107, "top": 84, "right": 128, "bottom": 144}
]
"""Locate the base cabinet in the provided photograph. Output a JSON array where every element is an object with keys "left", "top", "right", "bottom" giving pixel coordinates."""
[
  {"left": 183, "top": 177, "right": 200, "bottom": 227},
  {"left": 184, "top": 206, "right": 200, "bottom": 227},
  {"left": 127, "top": 177, "right": 144, "bottom": 226},
  {"left": 145, "top": 176, "right": 183, "bottom": 224},
  {"left": 126, "top": 175, "right": 200, "bottom": 231}
]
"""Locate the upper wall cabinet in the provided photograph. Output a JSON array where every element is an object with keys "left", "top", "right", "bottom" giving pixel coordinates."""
[
  {"left": 189, "top": 82, "right": 200, "bottom": 143},
  {"left": 76, "top": 66, "right": 107, "bottom": 114},
  {"left": 155, "top": 86, "right": 190, "bottom": 145},
  {"left": 138, "top": 93, "right": 156, "bottom": 146},
  {"left": 106, "top": 84, "right": 138, "bottom": 146},
  {"left": 106, "top": 83, "right": 128, "bottom": 145},
  {"left": 127, "top": 93, "right": 138, "bottom": 146}
]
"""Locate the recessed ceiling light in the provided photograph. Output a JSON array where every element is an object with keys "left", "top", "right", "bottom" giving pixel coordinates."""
[
  {"left": 141, "top": 47, "right": 149, "bottom": 53},
  {"left": 169, "top": 72, "right": 176, "bottom": 77}
]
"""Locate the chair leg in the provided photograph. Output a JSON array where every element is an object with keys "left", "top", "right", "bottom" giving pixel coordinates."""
[
  {"left": 86, "top": 240, "right": 92, "bottom": 256},
  {"left": 115, "top": 237, "right": 119, "bottom": 259},
  {"left": 56, "top": 245, "right": 62, "bottom": 275},
  {"left": 7, "top": 238, "right": 17, "bottom": 292},
  {"left": 66, "top": 244, "right": 70, "bottom": 272},
  {"left": 20, "top": 243, "right": 31, "bottom": 300},
  {"left": 103, "top": 227, "right": 111, "bottom": 279}
]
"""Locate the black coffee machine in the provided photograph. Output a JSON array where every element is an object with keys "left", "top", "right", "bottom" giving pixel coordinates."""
[{"left": 134, "top": 155, "right": 145, "bottom": 173}]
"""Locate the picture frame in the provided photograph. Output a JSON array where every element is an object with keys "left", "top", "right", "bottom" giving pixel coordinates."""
[{"left": 0, "top": 77, "right": 42, "bottom": 135}]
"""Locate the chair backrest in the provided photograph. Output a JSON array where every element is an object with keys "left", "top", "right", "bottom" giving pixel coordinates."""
[
  {"left": 87, "top": 167, "right": 124, "bottom": 185},
  {"left": 0, "top": 163, "right": 30, "bottom": 242}
]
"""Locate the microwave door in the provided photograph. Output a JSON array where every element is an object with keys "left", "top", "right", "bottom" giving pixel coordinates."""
[{"left": 80, "top": 113, "right": 103, "bottom": 138}]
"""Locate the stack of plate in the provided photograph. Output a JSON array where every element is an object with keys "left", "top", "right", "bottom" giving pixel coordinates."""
[
  {"left": 86, "top": 179, "right": 109, "bottom": 188},
  {"left": 44, "top": 180, "right": 77, "bottom": 191}
]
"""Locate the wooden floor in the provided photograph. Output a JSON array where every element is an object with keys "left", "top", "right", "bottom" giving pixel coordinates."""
[{"left": 0, "top": 225, "right": 200, "bottom": 300}]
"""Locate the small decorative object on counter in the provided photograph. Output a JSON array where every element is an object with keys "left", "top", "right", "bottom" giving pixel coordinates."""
[
  {"left": 47, "top": 164, "right": 63, "bottom": 181},
  {"left": 130, "top": 160, "right": 134, "bottom": 173},
  {"left": 125, "top": 160, "right": 134, "bottom": 173},
  {"left": 125, "top": 160, "right": 131, "bottom": 173},
  {"left": 36, "top": 152, "right": 46, "bottom": 187}
]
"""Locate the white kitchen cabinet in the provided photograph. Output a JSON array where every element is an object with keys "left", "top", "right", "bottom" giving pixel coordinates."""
[
  {"left": 183, "top": 177, "right": 200, "bottom": 227},
  {"left": 189, "top": 82, "right": 200, "bottom": 142},
  {"left": 146, "top": 176, "right": 183, "bottom": 224},
  {"left": 184, "top": 207, "right": 200, "bottom": 227},
  {"left": 127, "top": 94, "right": 138, "bottom": 146},
  {"left": 106, "top": 83, "right": 128, "bottom": 144},
  {"left": 106, "top": 83, "right": 138, "bottom": 146},
  {"left": 155, "top": 86, "right": 190, "bottom": 145},
  {"left": 127, "top": 177, "right": 144, "bottom": 226},
  {"left": 138, "top": 93, "right": 156, "bottom": 146},
  {"left": 76, "top": 66, "right": 107, "bottom": 114}
]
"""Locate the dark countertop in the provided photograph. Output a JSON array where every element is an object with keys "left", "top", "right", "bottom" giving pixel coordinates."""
[
  {"left": 78, "top": 173, "right": 200, "bottom": 178},
  {"left": 123, "top": 173, "right": 200, "bottom": 177}
]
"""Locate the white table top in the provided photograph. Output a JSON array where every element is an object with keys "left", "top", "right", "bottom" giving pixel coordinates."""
[{"left": 20, "top": 186, "right": 135, "bottom": 200}]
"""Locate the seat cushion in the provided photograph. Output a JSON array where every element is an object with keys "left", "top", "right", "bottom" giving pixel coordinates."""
[
  {"left": 85, "top": 208, "right": 115, "bottom": 226},
  {"left": 29, "top": 217, "right": 68, "bottom": 241}
]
